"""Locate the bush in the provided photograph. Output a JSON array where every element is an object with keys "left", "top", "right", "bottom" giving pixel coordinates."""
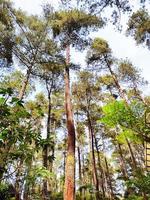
[{"left": 0, "top": 183, "right": 15, "bottom": 200}]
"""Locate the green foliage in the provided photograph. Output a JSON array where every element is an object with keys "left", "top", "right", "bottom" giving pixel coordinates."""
[
  {"left": 0, "top": 2, "right": 149, "bottom": 199},
  {"left": 91, "top": 38, "right": 111, "bottom": 55},
  {"left": 98, "top": 74, "right": 115, "bottom": 87},
  {"left": 72, "top": 70, "right": 101, "bottom": 113},
  {"left": 118, "top": 60, "right": 140, "bottom": 83},
  {"left": 0, "top": 0, "right": 14, "bottom": 65},
  {"left": 101, "top": 100, "right": 128, "bottom": 127},
  {"left": 0, "top": 183, "right": 9, "bottom": 200},
  {"left": 51, "top": 192, "right": 63, "bottom": 200},
  {"left": 87, "top": 37, "right": 113, "bottom": 66},
  {"left": 0, "top": 70, "right": 35, "bottom": 96},
  {"left": 12, "top": 9, "right": 60, "bottom": 74},
  {"left": 51, "top": 9, "right": 103, "bottom": 48},
  {"left": 127, "top": 9, "right": 150, "bottom": 48},
  {"left": 126, "top": 173, "right": 150, "bottom": 197},
  {"left": 0, "top": 183, "right": 15, "bottom": 200},
  {"left": 52, "top": 9, "right": 103, "bottom": 34},
  {"left": 26, "top": 166, "right": 54, "bottom": 183},
  {"left": 101, "top": 100, "right": 147, "bottom": 133},
  {"left": 126, "top": 196, "right": 143, "bottom": 200},
  {"left": 0, "top": 88, "right": 42, "bottom": 178},
  {"left": 116, "top": 130, "right": 142, "bottom": 144}
]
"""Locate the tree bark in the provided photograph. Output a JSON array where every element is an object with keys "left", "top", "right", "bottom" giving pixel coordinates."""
[
  {"left": 104, "top": 57, "right": 128, "bottom": 103},
  {"left": 94, "top": 134, "right": 106, "bottom": 198},
  {"left": 77, "top": 145, "right": 83, "bottom": 199},
  {"left": 104, "top": 157, "right": 114, "bottom": 199},
  {"left": 15, "top": 160, "right": 23, "bottom": 200},
  {"left": 87, "top": 111, "right": 100, "bottom": 200},
  {"left": 125, "top": 137, "right": 137, "bottom": 170},
  {"left": 18, "top": 66, "right": 32, "bottom": 100},
  {"left": 15, "top": 67, "right": 32, "bottom": 199},
  {"left": 64, "top": 45, "right": 76, "bottom": 200},
  {"left": 117, "top": 143, "right": 128, "bottom": 180},
  {"left": 42, "top": 79, "right": 52, "bottom": 200}
]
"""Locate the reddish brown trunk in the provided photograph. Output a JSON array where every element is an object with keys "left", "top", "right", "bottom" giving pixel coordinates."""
[{"left": 64, "top": 45, "right": 76, "bottom": 200}]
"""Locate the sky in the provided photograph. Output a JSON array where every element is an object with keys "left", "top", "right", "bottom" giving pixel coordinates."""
[{"left": 12, "top": 0, "right": 150, "bottom": 94}]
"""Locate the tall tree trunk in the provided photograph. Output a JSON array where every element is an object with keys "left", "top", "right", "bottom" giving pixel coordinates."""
[
  {"left": 87, "top": 111, "right": 100, "bottom": 200},
  {"left": 42, "top": 80, "right": 52, "bottom": 200},
  {"left": 77, "top": 146, "right": 82, "bottom": 182},
  {"left": 23, "top": 182, "right": 29, "bottom": 200},
  {"left": 94, "top": 134, "right": 106, "bottom": 198},
  {"left": 117, "top": 143, "right": 128, "bottom": 180},
  {"left": 62, "top": 132, "right": 67, "bottom": 192},
  {"left": 64, "top": 45, "right": 76, "bottom": 200},
  {"left": 76, "top": 112, "right": 83, "bottom": 199},
  {"left": 18, "top": 66, "right": 32, "bottom": 100},
  {"left": 16, "top": 67, "right": 32, "bottom": 199},
  {"left": 82, "top": 155, "right": 86, "bottom": 200},
  {"left": 15, "top": 182, "right": 21, "bottom": 200},
  {"left": 77, "top": 145, "right": 83, "bottom": 199},
  {"left": 23, "top": 166, "right": 31, "bottom": 200},
  {"left": 125, "top": 137, "right": 137, "bottom": 170},
  {"left": 42, "top": 147, "right": 48, "bottom": 200},
  {"left": 49, "top": 120, "right": 56, "bottom": 173},
  {"left": 15, "top": 160, "right": 23, "bottom": 200},
  {"left": 104, "top": 157, "right": 114, "bottom": 199}
]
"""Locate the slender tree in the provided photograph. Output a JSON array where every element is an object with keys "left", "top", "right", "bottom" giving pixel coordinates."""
[{"left": 49, "top": 8, "right": 103, "bottom": 200}]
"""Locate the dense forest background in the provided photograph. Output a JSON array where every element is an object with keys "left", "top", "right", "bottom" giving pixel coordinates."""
[{"left": 0, "top": 0, "right": 150, "bottom": 199}]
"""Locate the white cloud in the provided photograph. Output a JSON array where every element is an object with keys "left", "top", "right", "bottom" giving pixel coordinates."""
[{"left": 12, "top": 0, "right": 59, "bottom": 14}]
